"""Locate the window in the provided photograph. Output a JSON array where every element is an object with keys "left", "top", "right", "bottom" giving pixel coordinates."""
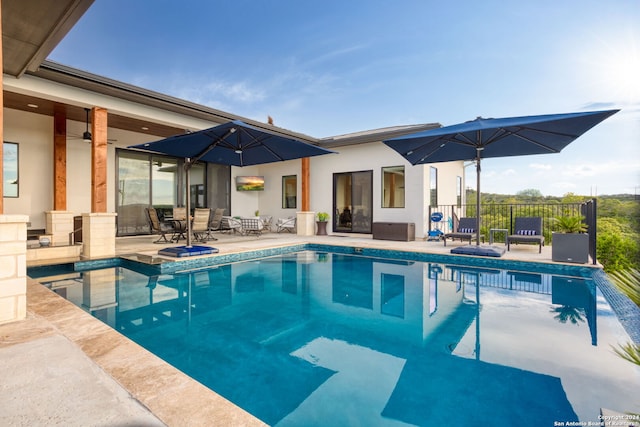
[
  {"left": 457, "top": 176, "right": 462, "bottom": 207},
  {"left": 3, "top": 142, "right": 19, "bottom": 198},
  {"left": 382, "top": 166, "right": 405, "bottom": 208},
  {"left": 282, "top": 175, "right": 297, "bottom": 208},
  {"left": 430, "top": 167, "right": 438, "bottom": 207}
]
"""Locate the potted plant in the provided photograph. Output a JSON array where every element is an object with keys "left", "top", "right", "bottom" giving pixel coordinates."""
[
  {"left": 316, "top": 212, "right": 329, "bottom": 235},
  {"left": 551, "top": 215, "right": 589, "bottom": 263}
]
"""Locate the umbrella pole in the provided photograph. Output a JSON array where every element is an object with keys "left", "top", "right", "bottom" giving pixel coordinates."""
[
  {"left": 185, "top": 158, "right": 192, "bottom": 247},
  {"left": 475, "top": 151, "right": 481, "bottom": 246}
]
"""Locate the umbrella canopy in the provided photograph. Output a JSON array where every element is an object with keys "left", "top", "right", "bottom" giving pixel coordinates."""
[
  {"left": 383, "top": 109, "right": 619, "bottom": 253},
  {"left": 129, "top": 120, "right": 335, "bottom": 248},
  {"left": 130, "top": 119, "right": 334, "bottom": 167}
]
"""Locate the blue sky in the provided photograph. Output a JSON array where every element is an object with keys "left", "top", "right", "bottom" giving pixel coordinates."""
[{"left": 49, "top": 0, "right": 640, "bottom": 196}]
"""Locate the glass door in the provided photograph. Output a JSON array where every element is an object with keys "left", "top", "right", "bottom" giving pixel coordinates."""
[
  {"left": 117, "top": 152, "right": 151, "bottom": 235},
  {"left": 117, "top": 150, "right": 231, "bottom": 236},
  {"left": 333, "top": 170, "right": 372, "bottom": 233}
]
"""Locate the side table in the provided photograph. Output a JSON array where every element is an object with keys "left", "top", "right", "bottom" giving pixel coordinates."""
[{"left": 489, "top": 228, "right": 508, "bottom": 245}]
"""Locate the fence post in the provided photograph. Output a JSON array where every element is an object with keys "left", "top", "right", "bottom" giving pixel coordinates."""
[
  {"left": 509, "top": 206, "right": 513, "bottom": 234},
  {"left": 584, "top": 199, "right": 597, "bottom": 265}
]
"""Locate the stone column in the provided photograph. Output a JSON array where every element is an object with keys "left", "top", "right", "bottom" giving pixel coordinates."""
[
  {"left": 0, "top": 215, "right": 28, "bottom": 324},
  {"left": 82, "top": 213, "right": 117, "bottom": 259},
  {"left": 45, "top": 211, "right": 74, "bottom": 246},
  {"left": 296, "top": 211, "right": 315, "bottom": 236}
]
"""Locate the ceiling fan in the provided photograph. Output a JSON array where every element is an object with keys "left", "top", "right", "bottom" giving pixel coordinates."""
[{"left": 68, "top": 108, "right": 116, "bottom": 144}]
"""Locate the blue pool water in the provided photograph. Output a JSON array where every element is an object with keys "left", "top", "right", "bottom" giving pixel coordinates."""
[{"left": 31, "top": 249, "right": 639, "bottom": 426}]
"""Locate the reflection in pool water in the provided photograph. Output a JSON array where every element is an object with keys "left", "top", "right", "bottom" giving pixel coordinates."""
[{"left": 35, "top": 251, "right": 638, "bottom": 426}]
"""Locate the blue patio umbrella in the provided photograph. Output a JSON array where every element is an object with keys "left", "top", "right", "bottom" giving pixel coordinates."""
[
  {"left": 383, "top": 109, "right": 619, "bottom": 256},
  {"left": 129, "top": 120, "right": 335, "bottom": 250}
]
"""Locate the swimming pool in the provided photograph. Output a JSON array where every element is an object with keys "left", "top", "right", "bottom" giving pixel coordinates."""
[{"left": 30, "top": 247, "right": 639, "bottom": 426}]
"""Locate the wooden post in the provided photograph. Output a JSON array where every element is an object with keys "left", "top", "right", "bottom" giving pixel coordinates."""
[
  {"left": 53, "top": 105, "right": 67, "bottom": 210},
  {"left": 302, "top": 157, "right": 310, "bottom": 211},
  {"left": 91, "top": 107, "right": 108, "bottom": 213},
  {"left": 0, "top": 3, "right": 4, "bottom": 213}
]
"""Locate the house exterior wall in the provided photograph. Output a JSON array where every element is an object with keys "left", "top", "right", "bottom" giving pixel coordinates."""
[
  {"left": 225, "top": 146, "right": 466, "bottom": 238},
  {"left": 3, "top": 74, "right": 465, "bottom": 237},
  {"left": 228, "top": 160, "right": 303, "bottom": 225},
  {"left": 307, "top": 143, "right": 464, "bottom": 238},
  {"left": 3, "top": 108, "right": 54, "bottom": 229}
]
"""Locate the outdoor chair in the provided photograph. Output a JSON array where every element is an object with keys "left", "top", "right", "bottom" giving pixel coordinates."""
[
  {"left": 173, "top": 207, "right": 187, "bottom": 220},
  {"left": 204, "top": 208, "right": 225, "bottom": 240},
  {"left": 146, "top": 207, "right": 176, "bottom": 243},
  {"left": 220, "top": 216, "right": 242, "bottom": 234},
  {"left": 166, "top": 207, "right": 188, "bottom": 241},
  {"left": 259, "top": 215, "right": 273, "bottom": 232},
  {"left": 191, "top": 208, "right": 211, "bottom": 242},
  {"left": 276, "top": 217, "right": 296, "bottom": 233},
  {"left": 507, "top": 217, "right": 545, "bottom": 253},
  {"left": 443, "top": 217, "right": 479, "bottom": 246},
  {"left": 241, "top": 217, "right": 264, "bottom": 237}
]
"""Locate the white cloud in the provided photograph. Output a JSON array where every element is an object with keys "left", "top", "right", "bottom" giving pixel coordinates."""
[
  {"left": 529, "top": 163, "right": 552, "bottom": 170},
  {"left": 305, "top": 44, "right": 369, "bottom": 68},
  {"left": 561, "top": 160, "right": 640, "bottom": 178},
  {"left": 552, "top": 181, "right": 577, "bottom": 190},
  {"left": 209, "top": 81, "right": 266, "bottom": 104}
]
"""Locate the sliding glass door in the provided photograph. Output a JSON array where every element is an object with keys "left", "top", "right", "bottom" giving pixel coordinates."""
[
  {"left": 333, "top": 170, "right": 372, "bottom": 233},
  {"left": 116, "top": 150, "right": 230, "bottom": 236},
  {"left": 117, "top": 152, "right": 152, "bottom": 235}
]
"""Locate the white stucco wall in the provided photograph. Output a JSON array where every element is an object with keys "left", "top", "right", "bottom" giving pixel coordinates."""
[
  {"left": 307, "top": 143, "right": 465, "bottom": 238},
  {"left": 3, "top": 109, "right": 53, "bottom": 228},
  {"left": 222, "top": 142, "right": 466, "bottom": 237},
  {"left": 228, "top": 161, "right": 303, "bottom": 222}
]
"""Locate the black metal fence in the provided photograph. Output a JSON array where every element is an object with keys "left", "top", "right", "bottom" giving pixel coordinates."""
[{"left": 428, "top": 199, "right": 597, "bottom": 264}]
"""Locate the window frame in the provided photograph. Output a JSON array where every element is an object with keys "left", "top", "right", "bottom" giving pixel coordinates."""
[
  {"left": 430, "top": 166, "right": 438, "bottom": 207},
  {"left": 381, "top": 165, "right": 405, "bottom": 208},
  {"left": 282, "top": 175, "right": 297, "bottom": 209}
]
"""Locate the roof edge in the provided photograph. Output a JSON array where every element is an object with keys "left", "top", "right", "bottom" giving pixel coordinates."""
[
  {"left": 29, "top": 61, "right": 441, "bottom": 147},
  {"left": 319, "top": 123, "right": 442, "bottom": 147},
  {"left": 31, "top": 60, "right": 320, "bottom": 143}
]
